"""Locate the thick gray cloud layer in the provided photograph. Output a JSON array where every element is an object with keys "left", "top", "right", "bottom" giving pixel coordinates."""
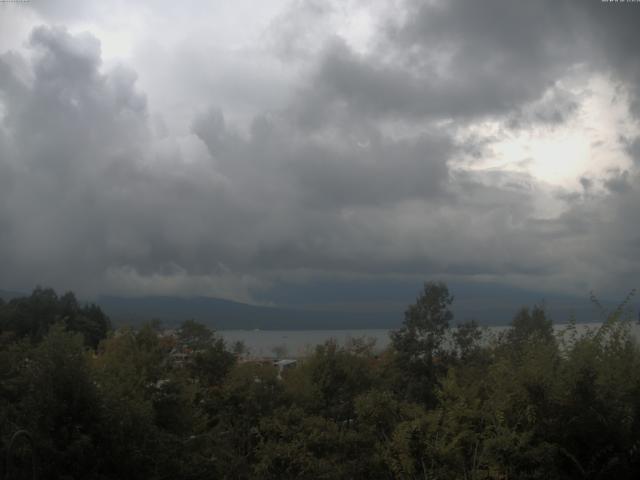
[
  {"left": 293, "top": 0, "right": 639, "bottom": 125},
  {"left": 0, "top": 0, "right": 640, "bottom": 302}
]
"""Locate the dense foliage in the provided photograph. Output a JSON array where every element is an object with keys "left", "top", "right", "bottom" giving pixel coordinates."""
[{"left": 2, "top": 283, "right": 640, "bottom": 479}]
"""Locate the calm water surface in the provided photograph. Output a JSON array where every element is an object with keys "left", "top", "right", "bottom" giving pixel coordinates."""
[
  {"left": 219, "top": 322, "right": 640, "bottom": 358},
  {"left": 219, "top": 329, "right": 391, "bottom": 358}
]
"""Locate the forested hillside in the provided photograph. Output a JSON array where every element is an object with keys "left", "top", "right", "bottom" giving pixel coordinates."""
[{"left": 2, "top": 283, "right": 640, "bottom": 479}]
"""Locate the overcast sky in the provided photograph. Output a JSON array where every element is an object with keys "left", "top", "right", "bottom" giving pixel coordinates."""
[{"left": 1, "top": 0, "right": 639, "bottom": 308}]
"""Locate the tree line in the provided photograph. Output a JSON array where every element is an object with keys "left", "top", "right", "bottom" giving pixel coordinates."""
[{"left": 1, "top": 283, "right": 640, "bottom": 479}]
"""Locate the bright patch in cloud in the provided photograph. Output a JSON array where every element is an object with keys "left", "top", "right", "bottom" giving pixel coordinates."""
[{"left": 469, "top": 76, "right": 639, "bottom": 190}]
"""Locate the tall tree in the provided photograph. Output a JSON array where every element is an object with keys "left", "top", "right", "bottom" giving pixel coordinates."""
[{"left": 390, "top": 281, "right": 454, "bottom": 404}]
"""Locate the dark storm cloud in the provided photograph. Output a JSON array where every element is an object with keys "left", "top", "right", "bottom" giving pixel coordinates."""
[
  {"left": 293, "top": 0, "right": 640, "bottom": 127},
  {"left": 0, "top": 26, "right": 458, "bottom": 296},
  {"left": 507, "top": 86, "right": 581, "bottom": 130},
  {"left": 189, "top": 105, "right": 458, "bottom": 275},
  {"left": 0, "top": 26, "right": 149, "bottom": 289},
  {"left": 193, "top": 108, "right": 453, "bottom": 208},
  {"left": 555, "top": 166, "right": 640, "bottom": 291},
  {"left": 624, "top": 136, "right": 640, "bottom": 165},
  {"left": 578, "top": 1, "right": 640, "bottom": 117},
  {"left": 1, "top": 0, "right": 640, "bottom": 301},
  {"left": 0, "top": 24, "right": 564, "bottom": 297},
  {"left": 292, "top": 1, "right": 584, "bottom": 125}
]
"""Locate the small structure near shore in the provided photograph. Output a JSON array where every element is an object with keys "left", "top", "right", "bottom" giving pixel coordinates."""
[{"left": 273, "top": 358, "right": 297, "bottom": 379}]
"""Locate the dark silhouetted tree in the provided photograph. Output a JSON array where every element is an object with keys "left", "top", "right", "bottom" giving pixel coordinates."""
[{"left": 390, "top": 281, "right": 454, "bottom": 404}]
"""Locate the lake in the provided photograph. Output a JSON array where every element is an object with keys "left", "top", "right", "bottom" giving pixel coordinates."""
[
  {"left": 219, "top": 322, "right": 640, "bottom": 358},
  {"left": 219, "top": 329, "right": 391, "bottom": 358}
]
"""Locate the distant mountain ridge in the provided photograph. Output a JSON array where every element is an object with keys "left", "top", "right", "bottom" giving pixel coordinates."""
[
  {"left": 1, "top": 286, "right": 623, "bottom": 330},
  {"left": 97, "top": 289, "right": 612, "bottom": 331},
  {"left": 97, "top": 295, "right": 400, "bottom": 330},
  {"left": 0, "top": 289, "right": 23, "bottom": 301}
]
